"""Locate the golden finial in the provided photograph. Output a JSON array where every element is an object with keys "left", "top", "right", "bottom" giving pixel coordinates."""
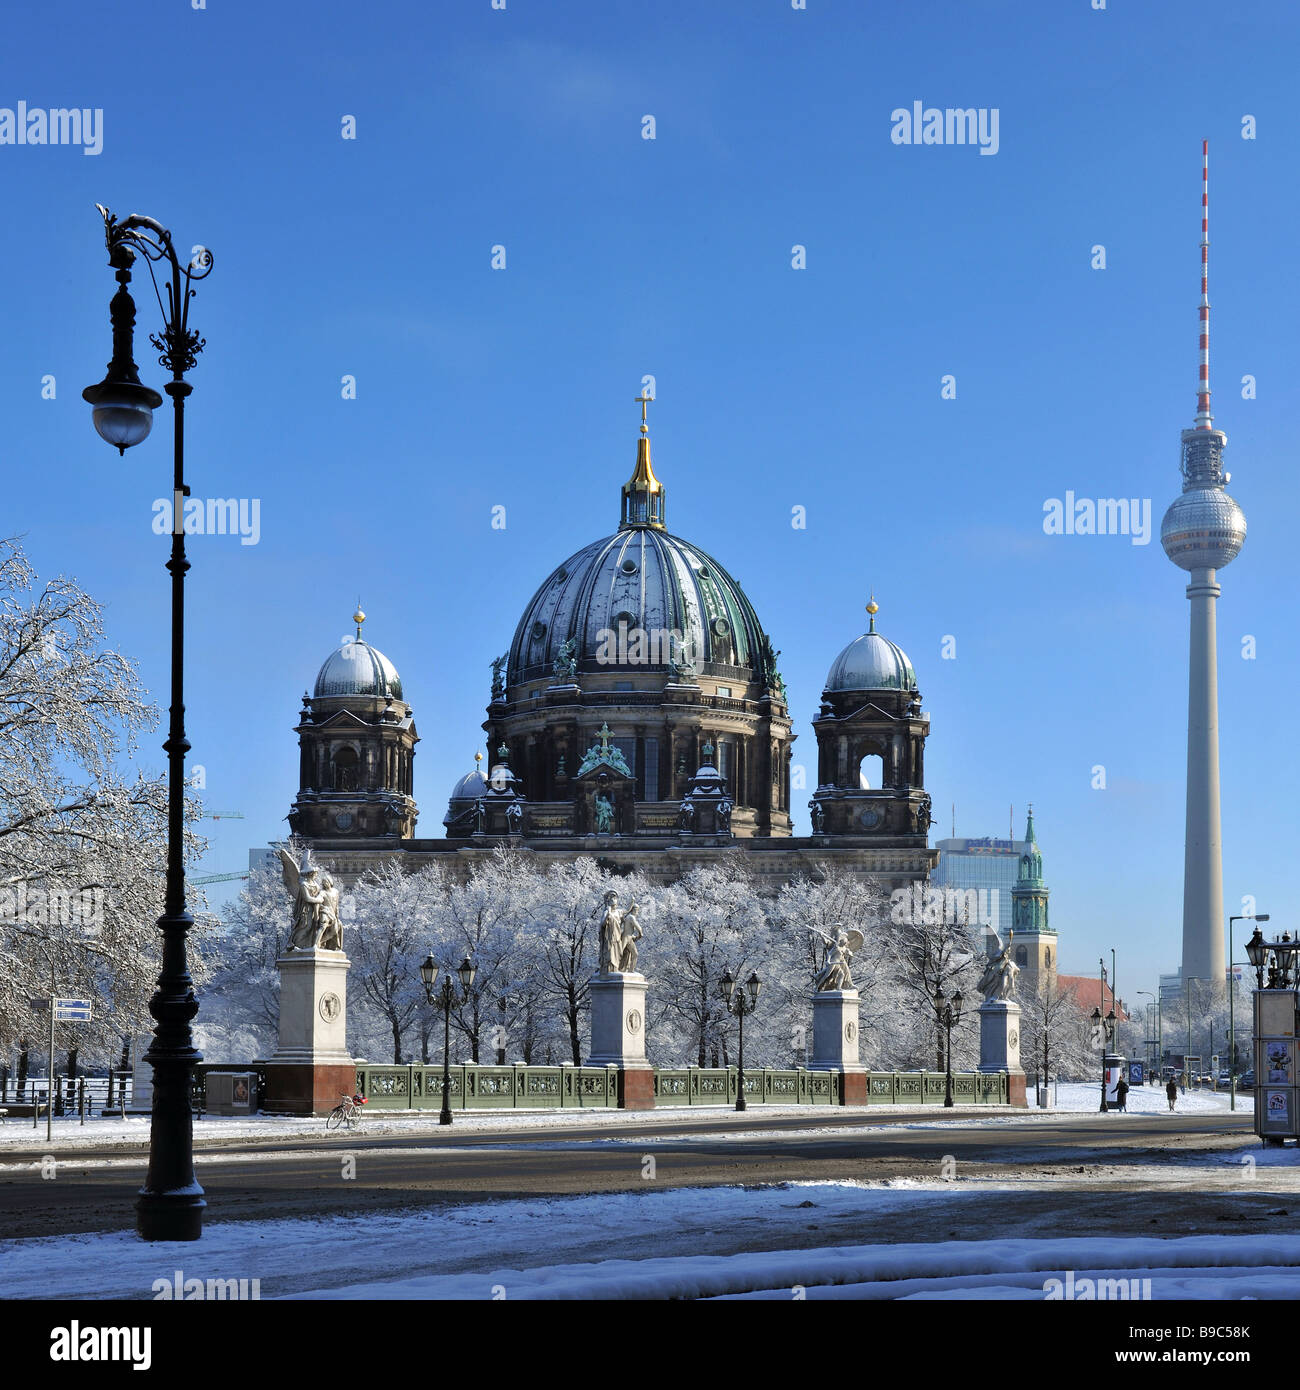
[
  {"left": 865, "top": 592, "right": 878, "bottom": 633},
  {"left": 635, "top": 390, "right": 653, "bottom": 436},
  {"left": 474, "top": 750, "right": 483, "bottom": 766},
  {"left": 353, "top": 602, "right": 366, "bottom": 640}
]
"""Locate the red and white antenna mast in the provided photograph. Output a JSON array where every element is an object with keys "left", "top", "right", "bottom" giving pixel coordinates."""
[{"left": 1194, "top": 139, "right": 1213, "bottom": 430}]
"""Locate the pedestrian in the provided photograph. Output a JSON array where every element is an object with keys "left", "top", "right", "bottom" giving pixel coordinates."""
[
  {"left": 1115, "top": 1076, "right": 1129, "bottom": 1112},
  {"left": 1166, "top": 1077, "right": 1178, "bottom": 1112}
]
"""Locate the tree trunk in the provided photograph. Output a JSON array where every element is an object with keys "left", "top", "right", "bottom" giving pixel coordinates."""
[
  {"left": 391, "top": 1019, "right": 402, "bottom": 1064},
  {"left": 568, "top": 984, "right": 581, "bottom": 1065},
  {"left": 16, "top": 1040, "right": 27, "bottom": 1099}
]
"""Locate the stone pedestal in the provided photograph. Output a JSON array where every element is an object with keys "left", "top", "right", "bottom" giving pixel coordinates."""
[
  {"left": 978, "top": 998, "right": 1027, "bottom": 1107},
  {"left": 809, "top": 990, "right": 867, "bottom": 1105},
  {"left": 263, "top": 948, "right": 355, "bottom": 1116},
  {"left": 586, "top": 972, "right": 654, "bottom": 1110}
]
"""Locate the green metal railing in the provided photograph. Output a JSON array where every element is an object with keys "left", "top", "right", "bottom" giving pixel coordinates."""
[{"left": 352, "top": 1064, "right": 1008, "bottom": 1111}]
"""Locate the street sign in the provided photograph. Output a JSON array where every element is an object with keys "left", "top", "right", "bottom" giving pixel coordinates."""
[{"left": 52, "top": 998, "right": 92, "bottom": 1022}]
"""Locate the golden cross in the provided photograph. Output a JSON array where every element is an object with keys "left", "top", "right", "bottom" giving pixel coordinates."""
[{"left": 635, "top": 391, "right": 654, "bottom": 434}]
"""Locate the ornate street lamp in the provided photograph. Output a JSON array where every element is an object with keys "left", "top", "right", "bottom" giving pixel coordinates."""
[
  {"left": 84, "top": 207, "right": 212, "bottom": 1242},
  {"left": 720, "top": 969, "right": 761, "bottom": 1112},
  {"left": 422, "top": 953, "right": 476, "bottom": 1124},
  {"left": 1092, "top": 1007, "right": 1116, "bottom": 1112},
  {"left": 935, "top": 988, "right": 964, "bottom": 1107},
  {"left": 1245, "top": 926, "right": 1269, "bottom": 990}
]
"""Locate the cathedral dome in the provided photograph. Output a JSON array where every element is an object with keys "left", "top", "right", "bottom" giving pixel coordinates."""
[
  {"left": 507, "top": 528, "right": 769, "bottom": 686},
  {"left": 824, "top": 600, "right": 917, "bottom": 693},
  {"left": 450, "top": 769, "right": 487, "bottom": 801},
  {"left": 312, "top": 608, "right": 403, "bottom": 699}
]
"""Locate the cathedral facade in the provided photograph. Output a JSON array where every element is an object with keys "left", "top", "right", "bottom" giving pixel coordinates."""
[{"left": 288, "top": 412, "right": 938, "bottom": 892}]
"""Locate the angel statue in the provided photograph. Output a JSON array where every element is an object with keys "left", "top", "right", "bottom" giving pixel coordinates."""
[
  {"left": 279, "top": 847, "right": 342, "bottom": 952},
  {"left": 812, "top": 927, "right": 865, "bottom": 993},
  {"left": 976, "top": 928, "right": 1020, "bottom": 1002}
]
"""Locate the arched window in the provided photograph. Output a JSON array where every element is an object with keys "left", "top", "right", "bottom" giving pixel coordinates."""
[
  {"left": 1015, "top": 946, "right": 1028, "bottom": 967},
  {"left": 859, "top": 754, "right": 883, "bottom": 789},
  {"left": 332, "top": 746, "right": 359, "bottom": 791},
  {"left": 1044, "top": 948, "right": 1052, "bottom": 968}
]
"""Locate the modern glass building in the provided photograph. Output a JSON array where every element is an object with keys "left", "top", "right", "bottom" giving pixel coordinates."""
[{"left": 931, "top": 836, "right": 1031, "bottom": 936}]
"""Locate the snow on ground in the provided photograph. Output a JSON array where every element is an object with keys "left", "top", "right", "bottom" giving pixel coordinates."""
[
  {"left": 3, "top": 1180, "right": 981, "bottom": 1300},
  {"left": 0, "top": 1101, "right": 1036, "bottom": 1150},
  {"left": 8, "top": 1177, "right": 1299, "bottom": 1301},
  {"left": 1046, "top": 1081, "right": 1253, "bottom": 1115},
  {"left": 296, "top": 1231, "right": 1300, "bottom": 1301}
]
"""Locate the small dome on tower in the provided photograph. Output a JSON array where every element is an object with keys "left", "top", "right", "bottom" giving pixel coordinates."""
[
  {"left": 824, "top": 597, "right": 917, "bottom": 693},
  {"left": 313, "top": 607, "right": 403, "bottom": 699}
]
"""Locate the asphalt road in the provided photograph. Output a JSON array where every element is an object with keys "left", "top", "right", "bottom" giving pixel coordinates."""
[{"left": 0, "top": 1108, "right": 1263, "bottom": 1242}]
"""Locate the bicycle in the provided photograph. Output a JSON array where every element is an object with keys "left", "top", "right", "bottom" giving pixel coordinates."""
[{"left": 325, "top": 1092, "right": 367, "bottom": 1131}]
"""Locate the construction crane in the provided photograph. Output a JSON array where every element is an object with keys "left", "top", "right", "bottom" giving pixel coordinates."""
[{"left": 191, "top": 872, "right": 249, "bottom": 886}]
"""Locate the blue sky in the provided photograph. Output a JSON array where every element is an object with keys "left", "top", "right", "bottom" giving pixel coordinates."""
[{"left": 2, "top": 0, "right": 1296, "bottom": 992}]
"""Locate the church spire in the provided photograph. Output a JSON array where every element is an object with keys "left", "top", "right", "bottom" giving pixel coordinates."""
[
  {"left": 866, "top": 593, "right": 879, "bottom": 635},
  {"left": 620, "top": 392, "right": 665, "bottom": 529}
]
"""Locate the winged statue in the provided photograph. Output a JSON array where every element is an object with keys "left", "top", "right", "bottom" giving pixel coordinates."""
[
  {"left": 811, "top": 926, "right": 865, "bottom": 992},
  {"left": 278, "top": 846, "right": 343, "bottom": 952}
]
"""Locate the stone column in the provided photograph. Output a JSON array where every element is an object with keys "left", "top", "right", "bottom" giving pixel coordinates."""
[
  {"left": 586, "top": 972, "right": 654, "bottom": 1109},
  {"left": 263, "top": 948, "right": 356, "bottom": 1115},
  {"left": 809, "top": 990, "right": 867, "bottom": 1104},
  {"left": 978, "top": 998, "right": 1027, "bottom": 1107}
]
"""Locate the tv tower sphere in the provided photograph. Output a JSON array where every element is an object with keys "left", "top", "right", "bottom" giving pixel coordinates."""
[{"left": 1161, "top": 470, "right": 1247, "bottom": 572}]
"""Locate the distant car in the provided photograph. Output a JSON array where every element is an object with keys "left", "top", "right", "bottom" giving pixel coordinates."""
[
  {"left": 1239, "top": 1071, "right": 1255, "bottom": 1089},
  {"left": 1218, "top": 1070, "right": 1232, "bottom": 1085}
]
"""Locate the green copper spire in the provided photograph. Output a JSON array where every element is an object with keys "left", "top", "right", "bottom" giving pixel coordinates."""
[{"left": 1012, "top": 803, "right": 1051, "bottom": 933}]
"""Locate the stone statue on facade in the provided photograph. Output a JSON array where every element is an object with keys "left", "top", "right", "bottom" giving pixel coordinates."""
[
  {"left": 809, "top": 799, "right": 825, "bottom": 834},
  {"left": 678, "top": 799, "right": 695, "bottom": 832},
  {"left": 490, "top": 654, "right": 507, "bottom": 701},
  {"left": 977, "top": 928, "right": 1020, "bottom": 1002},
  {"left": 594, "top": 791, "right": 615, "bottom": 834},
  {"left": 811, "top": 927, "right": 864, "bottom": 992},
  {"left": 506, "top": 799, "right": 523, "bottom": 834},
  {"left": 279, "top": 847, "right": 343, "bottom": 952},
  {"left": 553, "top": 637, "right": 578, "bottom": 683},
  {"left": 717, "top": 799, "right": 732, "bottom": 832}
]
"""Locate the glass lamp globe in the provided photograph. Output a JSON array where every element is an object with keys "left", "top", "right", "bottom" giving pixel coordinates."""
[{"left": 82, "top": 378, "right": 163, "bottom": 455}]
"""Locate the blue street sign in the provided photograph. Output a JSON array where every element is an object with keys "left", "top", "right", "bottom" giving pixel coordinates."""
[{"left": 52, "top": 998, "right": 92, "bottom": 1022}]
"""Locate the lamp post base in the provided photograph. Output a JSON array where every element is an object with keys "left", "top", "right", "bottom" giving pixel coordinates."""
[{"left": 136, "top": 1190, "right": 205, "bottom": 1243}]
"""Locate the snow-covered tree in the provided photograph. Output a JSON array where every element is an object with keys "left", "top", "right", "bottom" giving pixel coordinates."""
[{"left": 0, "top": 538, "right": 206, "bottom": 1065}]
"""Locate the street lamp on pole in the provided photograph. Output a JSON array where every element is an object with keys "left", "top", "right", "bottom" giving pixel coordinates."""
[
  {"left": 84, "top": 207, "right": 212, "bottom": 1243},
  {"left": 934, "top": 988, "right": 965, "bottom": 1107},
  {"left": 719, "top": 969, "right": 761, "bottom": 1112},
  {"left": 1228, "top": 914, "right": 1268, "bottom": 1112},
  {"left": 420, "top": 954, "right": 476, "bottom": 1125},
  {"left": 1091, "top": 1007, "right": 1116, "bottom": 1111}
]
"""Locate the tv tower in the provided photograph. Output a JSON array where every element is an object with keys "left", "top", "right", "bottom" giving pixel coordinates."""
[{"left": 1160, "top": 141, "right": 1247, "bottom": 990}]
